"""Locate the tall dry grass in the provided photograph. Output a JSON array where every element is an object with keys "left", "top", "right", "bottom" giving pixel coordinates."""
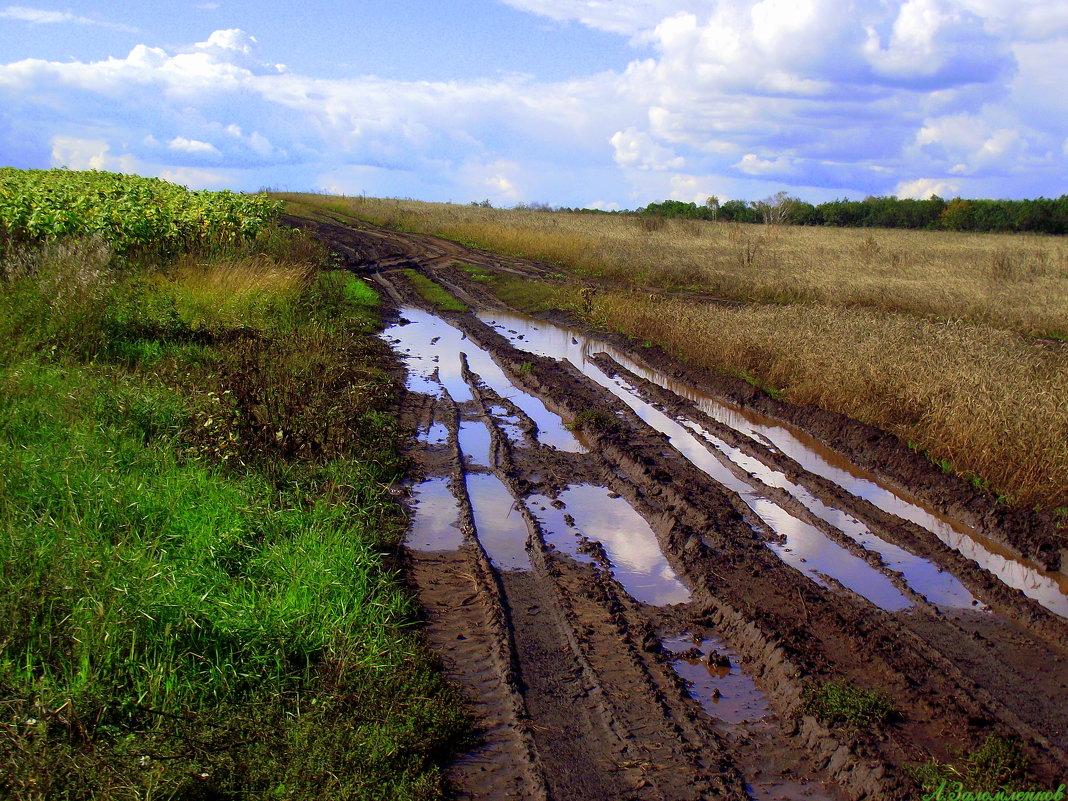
[
  {"left": 280, "top": 194, "right": 1068, "bottom": 340},
  {"left": 587, "top": 290, "right": 1067, "bottom": 512}
]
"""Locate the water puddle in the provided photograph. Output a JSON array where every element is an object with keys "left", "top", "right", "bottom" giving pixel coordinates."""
[
  {"left": 459, "top": 420, "right": 492, "bottom": 468},
  {"left": 384, "top": 308, "right": 584, "bottom": 452},
  {"left": 482, "top": 313, "right": 909, "bottom": 611},
  {"left": 707, "top": 433, "right": 977, "bottom": 610},
  {"left": 481, "top": 311, "right": 1068, "bottom": 618},
  {"left": 407, "top": 476, "right": 463, "bottom": 551},
  {"left": 662, "top": 634, "right": 770, "bottom": 724},
  {"left": 529, "top": 485, "right": 691, "bottom": 606},
  {"left": 466, "top": 473, "right": 531, "bottom": 571},
  {"left": 417, "top": 421, "right": 449, "bottom": 446}
]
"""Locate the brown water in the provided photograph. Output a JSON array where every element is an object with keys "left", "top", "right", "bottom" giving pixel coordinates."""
[
  {"left": 528, "top": 484, "right": 691, "bottom": 606},
  {"left": 479, "top": 311, "right": 1067, "bottom": 617},
  {"left": 407, "top": 476, "right": 464, "bottom": 551},
  {"left": 662, "top": 633, "right": 770, "bottom": 724}
]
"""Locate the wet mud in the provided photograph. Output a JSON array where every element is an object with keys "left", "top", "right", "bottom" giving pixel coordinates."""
[{"left": 299, "top": 208, "right": 1068, "bottom": 801}]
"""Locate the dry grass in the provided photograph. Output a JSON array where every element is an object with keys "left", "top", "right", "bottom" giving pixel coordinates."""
[
  {"left": 586, "top": 290, "right": 1068, "bottom": 512},
  {"left": 279, "top": 194, "right": 1068, "bottom": 514},
  {"left": 279, "top": 194, "right": 1068, "bottom": 340}
]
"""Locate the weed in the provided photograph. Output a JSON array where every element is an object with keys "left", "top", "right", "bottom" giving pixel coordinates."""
[
  {"left": 565, "top": 408, "right": 622, "bottom": 435},
  {"left": 800, "top": 680, "right": 894, "bottom": 729},
  {"left": 517, "top": 361, "right": 533, "bottom": 375}
]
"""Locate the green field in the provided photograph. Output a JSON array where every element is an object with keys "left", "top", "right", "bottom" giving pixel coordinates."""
[{"left": 1, "top": 170, "right": 466, "bottom": 799}]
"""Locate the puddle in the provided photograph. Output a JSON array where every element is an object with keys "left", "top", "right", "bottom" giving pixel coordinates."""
[
  {"left": 417, "top": 421, "right": 449, "bottom": 446},
  {"left": 384, "top": 308, "right": 584, "bottom": 452},
  {"left": 529, "top": 485, "right": 691, "bottom": 606},
  {"left": 708, "top": 433, "right": 977, "bottom": 610},
  {"left": 459, "top": 420, "right": 492, "bottom": 468},
  {"left": 466, "top": 473, "right": 531, "bottom": 571},
  {"left": 662, "top": 634, "right": 770, "bottom": 724},
  {"left": 407, "top": 476, "right": 463, "bottom": 551},
  {"left": 481, "top": 311, "right": 1068, "bottom": 618},
  {"left": 483, "top": 312, "right": 909, "bottom": 611}
]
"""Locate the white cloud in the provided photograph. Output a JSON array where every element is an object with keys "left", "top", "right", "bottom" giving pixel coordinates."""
[
  {"left": 168, "top": 136, "right": 221, "bottom": 155},
  {"left": 734, "top": 153, "right": 792, "bottom": 176},
  {"left": 610, "top": 127, "right": 684, "bottom": 170},
  {"left": 1, "top": 5, "right": 137, "bottom": 32},
  {"left": 497, "top": 0, "right": 694, "bottom": 36},
  {"left": 3, "top": 7, "right": 1067, "bottom": 207},
  {"left": 895, "top": 177, "right": 960, "bottom": 198},
  {"left": 50, "top": 136, "right": 136, "bottom": 172}
]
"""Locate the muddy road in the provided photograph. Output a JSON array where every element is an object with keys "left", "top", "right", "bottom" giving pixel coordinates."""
[{"left": 290, "top": 209, "right": 1068, "bottom": 801}]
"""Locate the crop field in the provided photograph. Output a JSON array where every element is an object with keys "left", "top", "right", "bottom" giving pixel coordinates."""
[{"left": 0, "top": 168, "right": 279, "bottom": 256}]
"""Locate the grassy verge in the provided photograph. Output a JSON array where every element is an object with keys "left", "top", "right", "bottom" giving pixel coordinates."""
[
  {"left": 0, "top": 225, "right": 466, "bottom": 798},
  {"left": 279, "top": 194, "right": 1068, "bottom": 518}
]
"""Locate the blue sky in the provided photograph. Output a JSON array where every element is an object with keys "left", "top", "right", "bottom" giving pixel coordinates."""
[{"left": 1, "top": 0, "right": 1066, "bottom": 207}]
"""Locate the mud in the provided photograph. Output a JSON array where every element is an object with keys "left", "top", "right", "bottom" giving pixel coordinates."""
[{"left": 299, "top": 208, "right": 1068, "bottom": 801}]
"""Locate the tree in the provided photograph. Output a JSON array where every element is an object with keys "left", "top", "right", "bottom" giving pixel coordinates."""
[
  {"left": 751, "top": 191, "right": 794, "bottom": 225},
  {"left": 704, "top": 195, "right": 720, "bottom": 221}
]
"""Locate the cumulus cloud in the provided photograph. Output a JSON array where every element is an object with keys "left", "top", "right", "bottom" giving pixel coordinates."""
[
  {"left": 895, "top": 177, "right": 961, "bottom": 198},
  {"left": 2, "top": 2, "right": 1066, "bottom": 206}
]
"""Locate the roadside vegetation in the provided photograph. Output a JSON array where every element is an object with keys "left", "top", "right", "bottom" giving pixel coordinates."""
[
  {"left": 1, "top": 170, "right": 466, "bottom": 799},
  {"left": 278, "top": 194, "right": 1068, "bottom": 517}
]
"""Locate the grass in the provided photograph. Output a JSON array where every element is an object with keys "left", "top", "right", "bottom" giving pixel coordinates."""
[
  {"left": 909, "top": 735, "right": 1030, "bottom": 793},
  {"left": 278, "top": 194, "right": 1068, "bottom": 517},
  {"left": 401, "top": 269, "right": 467, "bottom": 312},
  {"left": 800, "top": 680, "right": 894, "bottom": 729},
  {"left": 0, "top": 228, "right": 467, "bottom": 799}
]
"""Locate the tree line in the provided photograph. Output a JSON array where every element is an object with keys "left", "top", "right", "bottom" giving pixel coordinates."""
[{"left": 631, "top": 193, "right": 1068, "bottom": 234}]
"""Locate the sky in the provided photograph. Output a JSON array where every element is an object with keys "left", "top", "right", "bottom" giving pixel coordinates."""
[{"left": 1, "top": 0, "right": 1066, "bottom": 208}]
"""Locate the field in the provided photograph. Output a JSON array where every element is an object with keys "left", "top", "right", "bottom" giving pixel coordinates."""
[
  {"left": 0, "top": 171, "right": 466, "bottom": 799},
  {"left": 278, "top": 194, "right": 1068, "bottom": 516},
  {"left": 272, "top": 197, "right": 1068, "bottom": 801}
]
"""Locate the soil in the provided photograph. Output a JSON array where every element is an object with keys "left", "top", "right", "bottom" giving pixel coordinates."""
[{"left": 288, "top": 208, "right": 1068, "bottom": 801}]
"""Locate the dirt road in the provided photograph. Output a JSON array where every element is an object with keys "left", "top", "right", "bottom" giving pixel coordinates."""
[{"left": 289, "top": 208, "right": 1068, "bottom": 801}]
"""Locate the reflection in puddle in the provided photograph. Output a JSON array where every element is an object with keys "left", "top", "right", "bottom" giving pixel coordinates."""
[
  {"left": 384, "top": 308, "right": 584, "bottom": 452},
  {"left": 663, "top": 634, "right": 770, "bottom": 724},
  {"left": 709, "top": 434, "right": 977, "bottom": 610},
  {"left": 467, "top": 473, "right": 531, "bottom": 571},
  {"left": 407, "top": 477, "right": 463, "bottom": 551},
  {"left": 459, "top": 420, "right": 492, "bottom": 468},
  {"left": 480, "top": 311, "right": 1068, "bottom": 619},
  {"left": 484, "top": 312, "right": 908, "bottom": 611},
  {"left": 417, "top": 421, "right": 449, "bottom": 446},
  {"left": 529, "top": 485, "right": 691, "bottom": 606}
]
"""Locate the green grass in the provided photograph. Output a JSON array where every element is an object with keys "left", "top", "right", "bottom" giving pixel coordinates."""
[
  {"left": 454, "top": 263, "right": 493, "bottom": 282},
  {"left": 0, "top": 228, "right": 467, "bottom": 799},
  {"left": 401, "top": 269, "right": 467, "bottom": 312},
  {"left": 909, "top": 735, "right": 1030, "bottom": 793},
  {"left": 800, "top": 680, "right": 895, "bottom": 730}
]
